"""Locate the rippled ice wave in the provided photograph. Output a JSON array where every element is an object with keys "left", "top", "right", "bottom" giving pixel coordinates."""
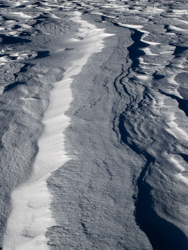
[{"left": 1, "top": 0, "right": 188, "bottom": 250}]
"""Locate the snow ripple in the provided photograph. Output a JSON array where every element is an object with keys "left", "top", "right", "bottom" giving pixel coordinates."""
[
  {"left": 1, "top": 0, "right": 188, "bottom": 249},
  {"left": 2, "top": 10, "right": 113, "bottom": 250}
]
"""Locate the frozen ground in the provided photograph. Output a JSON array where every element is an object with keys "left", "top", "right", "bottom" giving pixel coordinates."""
[{"left": 0, "top": 0, "right": 188, "bottom": 250}]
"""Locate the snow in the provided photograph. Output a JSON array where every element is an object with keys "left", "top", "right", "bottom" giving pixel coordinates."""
[
  {"left": 1, "top": 0, "right": 188, "bottom": 249},
  {"left": 3, "top": 10, "right": 114, "bottom": 250}
]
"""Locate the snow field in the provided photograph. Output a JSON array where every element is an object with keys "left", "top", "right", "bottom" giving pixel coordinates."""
[{"left": 3, "top": 11, "right": 114, "bottom": 250}]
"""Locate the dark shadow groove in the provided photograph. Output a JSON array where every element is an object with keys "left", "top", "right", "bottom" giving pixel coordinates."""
[
  {"left": 127, "top": 29, "right": 148, "bottom": 71},
  {"left": 172, "top": 46, "right": 188, "bottom": 56},
  {"left": 19, "top": 31, "right": 31, "bottom": 37},
  {"left": 4, "top": 82, "right": 25, "bottom": 92},
  {"left": 179, "top": 154, "right": 188, "bottom": 164},
  {"left": 159, "top": 90, "right": 188, "bottom": 117},
  {"left": 0, "top": 4, "right": 9, "bottom": 8},
  {"left": 20, "top": 63, "right": 33, "bottom": 73},
  {"left": 153, "top": 71, "right": 165, "bottom": 80},
  {"left": 112, "top": 23, "right": 148, "bottom": 72},
  {"left": 35, "top": 51, "right": 50, "bottom": 59},
  {"left": 0, "top": 34, "right": 31, "bottom": 44},
  {"left": 136, "top": 178, "right": 188, "bottom": 250},
  {"left": 112, "top": 18, "right": 188, "bottom": 250},
  {"left": 118, "top": 114, "right": 188, "bottom": 250},
  {"left": 113, "top": 65, "right": 129, "bottom": 97}
]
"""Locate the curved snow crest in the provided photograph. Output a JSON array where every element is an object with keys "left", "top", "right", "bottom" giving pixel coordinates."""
[{"left": 2, "top": 11, "right": 114, "bottom": 250}]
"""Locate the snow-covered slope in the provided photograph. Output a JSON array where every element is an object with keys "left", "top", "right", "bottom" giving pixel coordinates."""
[{"left": 0, "top": 0, "right": 188, "bottom": 250}]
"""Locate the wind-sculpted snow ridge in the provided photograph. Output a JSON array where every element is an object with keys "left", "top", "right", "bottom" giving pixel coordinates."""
[
  {"left": 0, "top": 0, "right": 88, "bottom": 248},
  {"left": 3, "top": 10, "right": 112, "bottom": 248},
  {"left": 1, "top": 0, "right": 188, "bottom": 250},
  {"left": 0, "top": 1, "right": 114, "bottom": 250},
  {"left": 43, "top": 1, "right": 188, "bottom": 249},
  {"left": 94, "top": 0, "right": 188, "bottom": 249}
]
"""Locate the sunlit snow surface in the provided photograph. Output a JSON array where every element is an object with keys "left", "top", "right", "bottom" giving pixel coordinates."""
[{"left": 0, "top": 0, "right": 188, "bottom": 250}]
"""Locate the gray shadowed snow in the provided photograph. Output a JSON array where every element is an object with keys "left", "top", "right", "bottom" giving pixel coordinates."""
[{"left": 0, "top": 0, "right": 188, "bottom": 250}]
